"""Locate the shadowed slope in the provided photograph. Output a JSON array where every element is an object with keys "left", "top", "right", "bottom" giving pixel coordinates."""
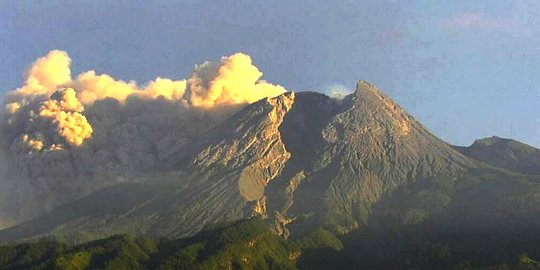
[
  {"left": 454, "top": 136, "right": 540, "bottom": 175},
  {"left": 267, "top": 81, "right": 477, "bottom": 233}
]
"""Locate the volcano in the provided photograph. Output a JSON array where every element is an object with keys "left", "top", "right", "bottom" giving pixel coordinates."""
[{"left": 2, "top": 81, "right": 540, "bottom": 254}]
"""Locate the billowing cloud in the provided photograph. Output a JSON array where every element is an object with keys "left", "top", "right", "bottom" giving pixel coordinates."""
[
  {"left": 35, "top": 88, "right": 92, "bottom": 148},
  {"left": 71, "top": 72, "right": 187, "bottom": 105},
  {"left": 20, "top": 50, "right": 72, "bottom": 96},
  {"left": 185, "top": 53, "right": 286, "bottom": 108},
  {"left": 4, "top": 50, "right": 73, "bottom": 115},
  {"left": 6, "top": 50, "right": 284, "bottom": 111},
  {"left": 0, "top": 50, "right": 288, "bottom": 224}
]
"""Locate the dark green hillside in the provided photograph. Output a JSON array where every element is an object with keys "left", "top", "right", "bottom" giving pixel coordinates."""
[
  {"left": 340, "top": 166, "right": 540, "bottom": 269},
  {"left": 0, "top": 235, "right": 155, "bottom": 270},
  {"left": 3, "top": 217, "right": 540, "bottom": 270},
  {"left": 0, "top": 218, "right": 299, "bottom": 270}
]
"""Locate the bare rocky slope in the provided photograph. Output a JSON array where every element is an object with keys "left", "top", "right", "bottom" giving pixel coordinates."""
[{"left": 2, "top": 81, "right": 540, "bottom": 246}]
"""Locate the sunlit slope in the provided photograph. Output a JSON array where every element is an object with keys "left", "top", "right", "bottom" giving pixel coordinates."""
[{"left": 0, "top": 93, "right": 296, "bottom": 242}]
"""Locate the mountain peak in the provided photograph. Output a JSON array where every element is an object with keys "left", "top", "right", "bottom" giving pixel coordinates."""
[
  {"left": 354, "top": 80, "right": 388, "bottom": 103},
  {"left": 349, "top": 80, "right": 412, "bottom": 137},
  {"left": 355, "top": 79, "right": 379, "bottom": 93},
  {"left": 472, "top": 136, "right": 510, "bottom": 147}
]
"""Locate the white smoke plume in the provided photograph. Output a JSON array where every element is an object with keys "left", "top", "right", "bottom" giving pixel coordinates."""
[
  {"left": 322, "top": 83, "right": 352, "bottom": 100},
  {"left": 0, "top": 50, "right": 287, "bottom": 225}
]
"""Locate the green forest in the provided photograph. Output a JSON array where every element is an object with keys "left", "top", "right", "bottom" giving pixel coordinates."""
[{"left": 2, "top": 218, "right": 540, "bottom": 270}]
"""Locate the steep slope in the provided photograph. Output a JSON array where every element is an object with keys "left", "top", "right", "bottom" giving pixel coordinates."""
[
  {"left": 0, "top": 93, "right": 296, "bottom": 242},
  {"left": 151, "top": 92, "right": 296, "bottom": 236},
  {"left": 267, "top": 81, "right": 477, "bottom": 233},
  {"left": 454, "top": 136, "right": 540, "bottom": 175}
]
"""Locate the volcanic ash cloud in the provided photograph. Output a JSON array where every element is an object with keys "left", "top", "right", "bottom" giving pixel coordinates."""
[{"left": 0, "top": 50, "right": 288, "bottom": 222}]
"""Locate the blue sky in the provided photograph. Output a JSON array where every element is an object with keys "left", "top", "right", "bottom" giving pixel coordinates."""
[{"left": 1, "top": 0, "right": 539, "bottom": 147}]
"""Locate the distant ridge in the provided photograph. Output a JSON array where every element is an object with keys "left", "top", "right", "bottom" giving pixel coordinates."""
[{"left": 454, "top": 136, "right": 540, "bottom": 175}]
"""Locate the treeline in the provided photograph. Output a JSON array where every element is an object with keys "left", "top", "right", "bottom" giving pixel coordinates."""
[
  {"left": 1, "top": 218, "right": 540, "bottom": 270},
  {"left": 0, "top": 218, "right": 302, "bottom": 270}
]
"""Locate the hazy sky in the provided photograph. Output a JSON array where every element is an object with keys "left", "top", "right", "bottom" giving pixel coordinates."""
[{"left": 1, "top": 0, "right": 539, "bottom": 147}]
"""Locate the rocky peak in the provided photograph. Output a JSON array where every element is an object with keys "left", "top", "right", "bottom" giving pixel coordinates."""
[{"left": 278, "top": 81, "right": 476, "bottom": 230}]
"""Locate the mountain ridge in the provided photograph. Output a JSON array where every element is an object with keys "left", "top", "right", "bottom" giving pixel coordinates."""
[
  {"left": 2, "top": 80, "right": 540, "bottom": 251},
  {"left": 454, "top": 136, "right": 540, "bottom": 175}
]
